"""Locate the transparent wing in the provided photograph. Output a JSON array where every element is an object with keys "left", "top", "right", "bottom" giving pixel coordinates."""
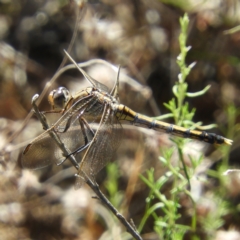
[
  {"left": 91, "top": 77, "right": 109, "bottom": 93},
  {"left": 21, "top": 95, "right": 102, "bottom": 169},
  {"left": 21, "top": 124, "right": 88, "bottom": 169},
  {"left": 76, "top": 104, "right": 122, "bottom": 188}
]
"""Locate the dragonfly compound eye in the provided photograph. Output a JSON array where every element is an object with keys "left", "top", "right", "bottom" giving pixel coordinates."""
[{"left": 48, "top": 87, "right": 71, "bottom": 110}]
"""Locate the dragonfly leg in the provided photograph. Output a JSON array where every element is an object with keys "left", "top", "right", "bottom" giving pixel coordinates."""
[
  {"left": 57, "top": 117, "right": 96, "bottom": 165},
  {"left": 56, "top": 142, "right": 92, "bottom": 166},
  {"left": 60, "top": 143, "right": 92, "bottom": 167},
  {"left": 56, "top": 108, "right": 86, "bottom": 133},
  {"left": 69, "top": 117, "right": 95, "bottom": 154},
  {"left": 42, "top": 109, "right": 63, "bottom": 114},
  {"left": 80, "top": 117, "right": 95, "bottom": 143},
  {"left": 56, "top": 116, "right": 73, "bottom": 133}
]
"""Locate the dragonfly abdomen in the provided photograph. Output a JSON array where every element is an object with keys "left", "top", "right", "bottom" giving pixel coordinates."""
[{"left": 116, "top": 104, "right": 233, "bottom": 145}]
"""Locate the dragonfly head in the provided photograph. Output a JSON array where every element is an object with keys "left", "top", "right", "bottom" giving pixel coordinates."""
[{"left": 48, "top": 87, "right": 71, "bottom": 110}]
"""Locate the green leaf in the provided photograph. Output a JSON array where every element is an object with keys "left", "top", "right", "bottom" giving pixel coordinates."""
[
  {"left": 223, "top": 25, "right": 240, "bottom": 34},
  {"left": 186, "top": 85, "right": 211, "bottom": 97},
  {"left": 153, "top": 113, "right": 174, "bottom": 121}
]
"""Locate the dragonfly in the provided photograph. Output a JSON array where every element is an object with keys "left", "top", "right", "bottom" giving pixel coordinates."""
[{"left": 21, "top": 51, "right": 233, "bottom": 188}]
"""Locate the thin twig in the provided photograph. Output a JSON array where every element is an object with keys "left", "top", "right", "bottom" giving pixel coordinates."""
[
  {"left": 31, "top": 94, "right": 142, "bottom": 240},
  {"left": 85, "top": 176, "right": 142, "bottom": 240}
]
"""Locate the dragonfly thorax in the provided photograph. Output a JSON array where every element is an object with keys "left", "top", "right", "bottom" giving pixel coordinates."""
[
  {"left": 92, "top": 88, "right": 119, "bottom": 106},
  {"left": 48, "top": 87, "right": 72, "bottom": 110}
]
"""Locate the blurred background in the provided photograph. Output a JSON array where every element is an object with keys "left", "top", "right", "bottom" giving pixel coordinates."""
[{"left": 0, "top": 0, "right": 240, "bottom": 239}]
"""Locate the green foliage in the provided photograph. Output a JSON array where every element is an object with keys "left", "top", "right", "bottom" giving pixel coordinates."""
[
  {"left": 139, "top": 13, "right": 233, "bottom": 239},
  {"left": 159, "top": 0, "right": 191, "bottom": 10},
  {"left": 223, "top": 25, "right": 240, "bottom": 34},
  {"left": 102, "top": 12, "right": 236, "bottom": 240},
  {"left": 104, "top": 162, "right": 123, "bottom": 208}
]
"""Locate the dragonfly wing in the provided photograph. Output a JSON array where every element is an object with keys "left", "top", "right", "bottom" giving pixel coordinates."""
[
  {"left": 90, "top": 109, "right": 122, "bottom": 175},
  {"left": 21, "top": 120, "right": 89, "bottom": 169},
  {"left": 53, "top": 94, "right": 96, "bottom": 132},
  {"left": 76, "top": 104, "right": 122, "bottom": 188},
  {"left": 91, "top": 77, "right": 109, "bottom": 93},
  {"left": 22, "top": 132, "right": 60, "bottom": 169},
  {"left": 21, "top": 95, "right": 99, "bottom": 169}
]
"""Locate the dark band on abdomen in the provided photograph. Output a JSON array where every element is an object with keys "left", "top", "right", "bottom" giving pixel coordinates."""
[
  {"left": 208, "top": 133, "right": 224, "bottom": 144},
  {"left": 199, "top": 131, "right": 207, "bottom": 141},
  {"left": 184, "top": 129, "right": 191, "bottom": 138},
  {"left": 133, "top": 113, "right": 139, "bottom": 124},
  {"left": 150, "top": 120, "right": 156, "bottom": 129},
  {"left": 166, "top": 124, "right": 174, "bottom": 133},
  {"left": 199, "top": 131, "right": 225, "bottom": 144}
]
